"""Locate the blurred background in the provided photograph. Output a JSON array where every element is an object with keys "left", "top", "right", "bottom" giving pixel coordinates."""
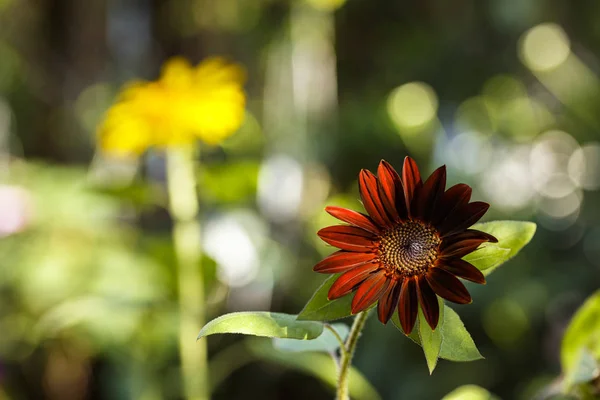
[{"left": 1, "top": 0, "right": 599, "bottom": 399}]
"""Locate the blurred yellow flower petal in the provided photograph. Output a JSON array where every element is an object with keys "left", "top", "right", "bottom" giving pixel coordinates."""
[
  {"left": 97, "top": 56, "right": 246, "bottom": 155},
  {"left": 98, "top": 104, "right": 152, "bottom": 155},
  {"left": 194, "top": 57, "right": 246, "bottom": 87},
  {"left": 160, "top": 57, "right": 194, "bottom": 89}
]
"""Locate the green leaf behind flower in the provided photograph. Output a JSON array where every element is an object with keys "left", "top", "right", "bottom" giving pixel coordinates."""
[
  {"left": 273, "top": 323, "right": 349, "bottom": 353},
  {"left": 393, "top": 303, "right": 482, "bottom": 365},
  {"left": 297, "top": 275, "right": 355, "bottom": 321},
  {"left": 197, "top": 312, "right": 323, "bottom": 340},
  {"left": 418, "top": 297, "right": 444, "bottom": 374},
  {"left": 438, "top": 306, "right": 483, "bottom": 362},
  {"left": 465, "top": 221, "right": 536, "bottom": 274}
]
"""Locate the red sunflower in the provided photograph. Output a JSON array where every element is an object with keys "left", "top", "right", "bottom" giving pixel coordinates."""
[{"left": 314, "top": 157, "right": 497, "bottom": 334}]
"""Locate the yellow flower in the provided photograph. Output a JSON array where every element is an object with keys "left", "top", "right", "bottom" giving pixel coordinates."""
[{"left": 98, "top": 57, "right": 246, "bottom": 155}]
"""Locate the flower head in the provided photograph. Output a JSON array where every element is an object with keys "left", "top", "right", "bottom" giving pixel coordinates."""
[
  {"left": 314, "top": 157, "right": 497, "bottom": 333},
  {"left": 98, "top": 57, "right": 246, "bottom": 155}
]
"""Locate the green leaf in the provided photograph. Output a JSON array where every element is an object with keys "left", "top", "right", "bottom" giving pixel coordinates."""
[
  {"left": 438, "top": 307, "right": 483, "bottom": 362},
  {"left": 463, "top": 247, "right": 511, "bottom": 272},
  {"left": 393, "top": 305, "right": 482, "bottom": 362},
  {"left": 442, "top": 385, "right": 499, "bottom": 400},
  {"left": 404, "top": 318, "right": 420, "bottom": 344},
  {"left": 465, "top": 221, "right": 536, "bottom": 274},
  {"left": 297, "top": 275, "right": 354, "bottom": 321},
  {"left": 561, "top": 291, "right": 600, "bottom": 383},
  {"left": 418, "top": 297, "right": 444, "bottom": 374},
  {"left": 197, "top": 312, "right": 323, "bottom": 340},
  {"left": 273, "top": 323, "right": 349, "bottom": 353}
]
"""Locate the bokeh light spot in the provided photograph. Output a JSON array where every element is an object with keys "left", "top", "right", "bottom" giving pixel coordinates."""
[
  {"left": 520, "top": 23, "right": 570, "bottom": 71},
  {"left": 204, "top": 212, "right": 265, "bottom": 287},
  {"left": 484, "top": 298, "right": 530, "bottom": 348},
  {"left": 0, "top": 185, "right": 32, "bottom": 237},
  {"left": 482, "top": 74, "right": 527, "bottom": 105},
  {"left": 530, "top": 130, "right": 579, "bottom": 198},
  {"left": 387, "top": 82, "right": 438, "bottom": 130},
  {"left": 538, "top": 191, "right": 581, "bottom": 231},
  {"left": 448, "top": 131, "right": 492, "bottom": 175},
  {"left": 258, "top": 155, "right": 304, "bottom": 222},
  {"left": 454, "top": 97, "right": 495, "bottom": 134},
  {"left": 442, "top": 384, "right": 496, "bottom": 400},
  {"left": 568, "top": 143, "right": 600, "bottom": 191},
  {"left": 481, "top": 146, "right": 534, "bottom": 211}
]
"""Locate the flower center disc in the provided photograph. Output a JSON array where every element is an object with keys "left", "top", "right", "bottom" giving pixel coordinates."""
[{"left": 379, "top": 220, "right": 441, "bottom": 276}]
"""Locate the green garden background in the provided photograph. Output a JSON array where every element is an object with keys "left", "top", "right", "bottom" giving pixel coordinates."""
[{"left": 0, "top": 0, "right": 599, "bottom": 399}]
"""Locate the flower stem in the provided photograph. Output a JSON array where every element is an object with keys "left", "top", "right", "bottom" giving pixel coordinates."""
[
  {"left": 336, "top": 310, "right": 371, "bottom": 400},
  {"left": 166, "top": 147, "right": 208, "bottom": 400},
  {"left": 325, "top": 324, "right": 348, "bottom": 359}
]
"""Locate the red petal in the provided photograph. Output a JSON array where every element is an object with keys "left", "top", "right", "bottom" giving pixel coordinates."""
[
  {"left": 325, "top": 206, "right": 380, "bottom": 235},
  {"left": 351, "top": 270, "right": 390, "bottom": 314},
  {"left": 426, "top": 268, "right": 472, "bottom": 304},
  {"left": 318, "top": 225, "right": 377, "bottom": 252},
  {"left": 416, "top": 277, "right": 440, "bottom": 330},
  {"left": 444, "top": 229, "right": 498, "bottom": 244},
  {"left": 440, "top": 229, "right": 497, "bottom": 258},
  {"left": 439, "top": 201, "right": 490, "bottom": 237},
  {"left": 359, "top": 170, "right": 392, "bottom": 227},
  {"left": 438, "top": 259, "right": 485, "bottom": 284},
  {"left": 377, "top": 161, "right": 400, "bottom": 204},
  {"left": 413, "top": 165, "right": 447, "bottom": 220},
  {"left": 313, "top": 251, "right": 376, "bottom": 274},
  {"left": 328, "top": 263, "right": 379, "bottom": 299},
  {"left": 397, "top": 277, "right": 418, "bottom": 334},
  {"left": 440, "top": 240, "right": 485, "bottom": 259},
  {"left": 433, "top": 184, "right": 472, "bottom": 226},
  {"left": 377, "top": 161, "right": 404, "bottom": 221},
  {"left": 402, "top": 156, "right": 422, "bottom": 216},
  {"left": 377, "top": 278, "right": 402, "bottom": 324}
]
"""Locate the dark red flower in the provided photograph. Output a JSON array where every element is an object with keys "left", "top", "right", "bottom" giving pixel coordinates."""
[{"left": 314, "top": 157, "right": 497, "bottom": 333}]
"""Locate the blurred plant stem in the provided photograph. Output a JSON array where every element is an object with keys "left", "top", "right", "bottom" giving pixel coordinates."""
[
  {"left": 325, "top": 323, "right": 348, "bottom": 367},
  {"left": 337, "top": 310, "right": 371, "bottom": 400},
  {"left": 166, "top": 147, "right": 208, "bottom": 400}
]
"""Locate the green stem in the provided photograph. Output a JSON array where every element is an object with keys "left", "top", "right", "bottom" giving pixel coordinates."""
[
  {"left": 166, "top": 147, "right": 208, "bottom": 400},
  {"left": 325, "top": 324, "right": 348, "bottom": 359},
  {"left": 336, "top": 311, "right": 371, "bottom": 400}
]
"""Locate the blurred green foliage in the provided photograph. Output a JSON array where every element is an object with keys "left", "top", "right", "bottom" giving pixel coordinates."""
[{"left": 1, "top": 0, "right": 600, "bottom": 399}]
